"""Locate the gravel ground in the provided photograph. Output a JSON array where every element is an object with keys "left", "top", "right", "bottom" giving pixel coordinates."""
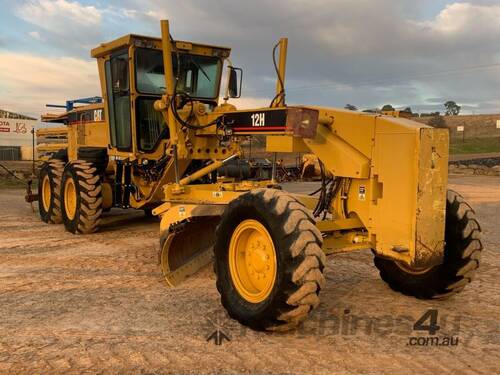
[{"left": 0, "top": 176, "right": 498, "bottom": 374}]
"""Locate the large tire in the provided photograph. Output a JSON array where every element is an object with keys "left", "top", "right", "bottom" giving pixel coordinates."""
[
  {"left": 51, "top": 148, "right": 68, "bottom": 163},
  {"left": 374, "top": 189, "right": 482, "bottom": 299},
  {"left": 214, "top": 189, "right": 325, "bottom": 331},
  {"left": 77, "top": 147, "right": 108, "bottom": 175},
  {"left": 61, "top": 160, "right": 103, "bottom": 234},
  {"left": 38, "top": 159, "right": 65, "bottom": 224}
]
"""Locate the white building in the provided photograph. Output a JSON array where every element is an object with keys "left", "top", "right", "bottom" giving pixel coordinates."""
[{"left": 0, "top": 109, "right": 37, "bottom": 160}]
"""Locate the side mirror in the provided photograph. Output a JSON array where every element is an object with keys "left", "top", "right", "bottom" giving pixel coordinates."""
[{"left": 227, "top": 66, "right": 243, "bottom": 98}]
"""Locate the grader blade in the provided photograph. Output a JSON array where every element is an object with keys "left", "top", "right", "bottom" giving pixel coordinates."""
[{"left": 156, "top": 204, "right": 226, "bottom": 286}]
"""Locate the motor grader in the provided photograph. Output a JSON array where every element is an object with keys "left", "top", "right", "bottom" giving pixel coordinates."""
[{"left": 35, "top": 20, "right": 483, "bottom": 331}]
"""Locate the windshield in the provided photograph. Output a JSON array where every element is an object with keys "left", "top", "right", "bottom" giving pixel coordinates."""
[{"left": 136, "top": 48, "right": 222, "bottom": 99}]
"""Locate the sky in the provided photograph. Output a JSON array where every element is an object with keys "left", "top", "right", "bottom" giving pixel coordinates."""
[{"left": 1, "top": 0, "right": 500, "bottom": 118}]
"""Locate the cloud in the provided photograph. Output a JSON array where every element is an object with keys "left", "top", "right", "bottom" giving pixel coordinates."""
[
  {"left": 310, "top": 2, "right": 500, "bottom": 62},
  {"left": 102, "top": 6, "right": 140, "bottom": 21},
  {"left": 416, "top": 2, "right": 500, "bottom": 35},
  {"left": 15, "top": 0, "right": 103, "bottom": 54},
  {"left": 3, "top": 1, "right": 500, "bottom": 114},
  {"left": 0, "top": 51, "right": 99, "bottom": 118},
  {"left": 144, "top": 9, "right": 170, "bottom": 21},
  {"left": 229, "top": 97, "right": 271, "bottom": 109},
  {"left": 29, "top": 31, "right": 45, "bottom": 41},
  {"left": 117, "top": 0, "right": 500, "bottom": 112},
  {"left": 16, "top": 0, "right": 102, "bottom": 32}
]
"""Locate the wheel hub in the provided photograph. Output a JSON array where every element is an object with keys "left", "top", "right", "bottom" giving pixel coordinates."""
[
  {"left": 64, "top": 177, "right": 77, "bottom": 220},
  {"left": 229, "top": 219, "right": 277, "bottom": 303},
  {"left": 247, "top": 239, "right": 270, "bottom": 273},
  {"left": 41, "top": 175, "right": 51, "bottom": 212}
]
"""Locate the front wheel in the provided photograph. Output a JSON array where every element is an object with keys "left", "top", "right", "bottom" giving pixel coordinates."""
[
  {"left": 61, "top": 160, "right": 103, "bottom": 234},
  {"left": 214, "top": 189, "right": 325, "bottom": 331},
  {"left": 374, "top": 189, "right": 482, "bottom": 299}
]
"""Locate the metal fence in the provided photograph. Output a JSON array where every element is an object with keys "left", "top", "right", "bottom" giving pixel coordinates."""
[{"left": 0, "top": 146, "right": 21, "bottom": 161}]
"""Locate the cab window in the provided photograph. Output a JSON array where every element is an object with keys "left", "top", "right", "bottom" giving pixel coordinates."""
[
  {"left": 135, "top": 48, "right": 222, "bottom": 99},
  {"left": 105, "top": 51, "right": 131, "bottom": 150}
]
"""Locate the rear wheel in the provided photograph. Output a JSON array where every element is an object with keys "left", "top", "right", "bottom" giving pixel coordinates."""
[
  {"left": 214, "top": 189, "right": 325, "bottom": 331},
  {"left": 38, "top": 159, "right": 65, "bottom": 224},
  {"left": 61, "top": 160, "right": 103, "bottom": 234},
  {"left": 374, "top": 189, "right": 482, "bottom": 299}
]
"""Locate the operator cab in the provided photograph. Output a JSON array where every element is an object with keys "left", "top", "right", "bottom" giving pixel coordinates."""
[{"left": 91, "top": 34, "right": 231, "bottom": 156}]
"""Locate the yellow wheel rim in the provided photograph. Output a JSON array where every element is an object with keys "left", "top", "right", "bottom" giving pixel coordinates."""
[
  {"left": 228, "top": 219, "right": 277, "bottom": 303},
  {"left": 41, "top": 175, "right": 51, "bottom": 212},
  {"left": 64, "top": 177, "right": 77, "bottom": 220}
]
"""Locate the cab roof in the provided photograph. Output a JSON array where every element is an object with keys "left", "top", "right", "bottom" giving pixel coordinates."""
[{"left": 91, "top": 34, "right": 231, "bottom": 59}]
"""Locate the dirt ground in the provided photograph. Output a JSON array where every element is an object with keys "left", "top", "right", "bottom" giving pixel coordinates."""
[{"left": 0, "top": 176, "right": 498, "bottom": 374}]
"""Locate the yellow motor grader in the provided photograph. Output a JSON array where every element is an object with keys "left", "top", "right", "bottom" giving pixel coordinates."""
[{"left": 35, "top": 20, "right": 482, "bottom": 331}]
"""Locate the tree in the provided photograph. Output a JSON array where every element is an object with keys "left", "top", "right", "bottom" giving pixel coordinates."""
[
  {"left": 428, "top": 115, "right": 446, "bottom": 128},
  {"left": 420, "top": 111, "right": 440, "bottom": 117},
  {"left": 344, "top": 104, "right": 358, "bottom": 111},
  {"left": 403, "top": 107, "right": 412, "bottom": 114},
  {"left": 444, "top": 101, "right": 461, "bottom": 116},
  {"left": 381, "top": 104, "right": 395, "bottom": 112}
]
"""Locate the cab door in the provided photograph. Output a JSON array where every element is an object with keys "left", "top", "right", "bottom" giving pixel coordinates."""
[{"left": 105, "top": 50, "right": 132, "bottom": 152}]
